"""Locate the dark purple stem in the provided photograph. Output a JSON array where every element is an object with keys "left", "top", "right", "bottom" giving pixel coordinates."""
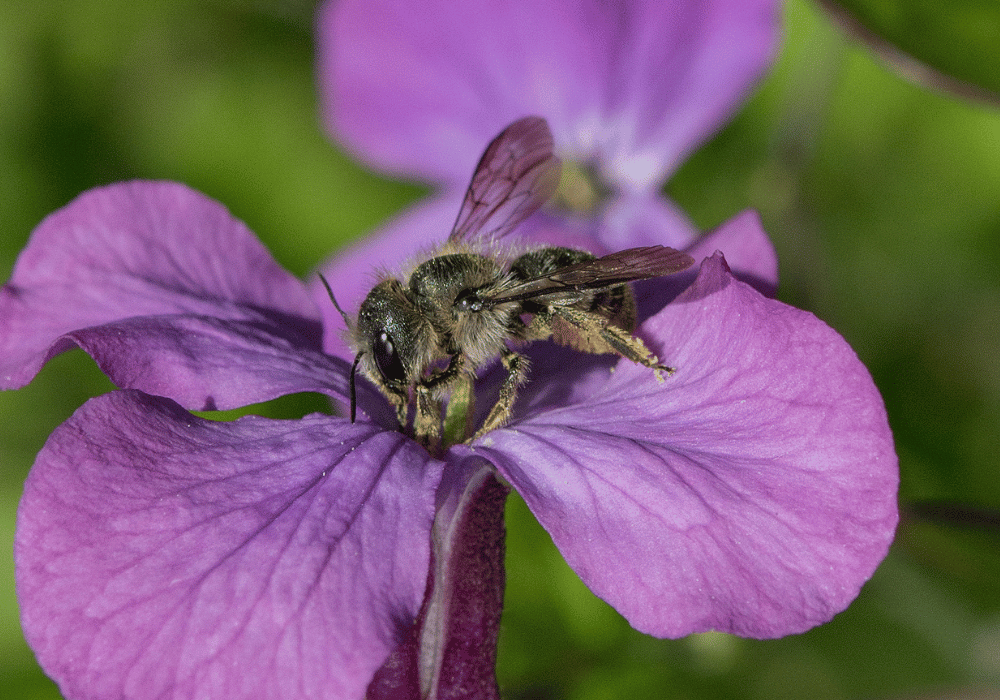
[{"left": 368, "top": 460, "right": 510, "bottom": 700}]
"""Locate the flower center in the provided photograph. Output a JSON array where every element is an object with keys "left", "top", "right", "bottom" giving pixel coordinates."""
[{"left": 548, "top": 161, "right": 613, "bottom": 217}]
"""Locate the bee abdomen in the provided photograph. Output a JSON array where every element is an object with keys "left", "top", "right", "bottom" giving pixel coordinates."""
[{"left": 509, "top": 247, "right": 636, "bottom": 331}]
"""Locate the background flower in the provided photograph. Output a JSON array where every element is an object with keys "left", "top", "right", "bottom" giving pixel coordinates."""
[
  {"left": 321, "top": 0, "right": 777, "bottom": 198},
  {"left": 315, "top": 0, "right": 781, "bottom": 358}
]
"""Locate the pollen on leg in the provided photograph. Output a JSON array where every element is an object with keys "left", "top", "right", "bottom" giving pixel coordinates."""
[{"left": 653, "top": 361, "right": 676, "bottom": 384}]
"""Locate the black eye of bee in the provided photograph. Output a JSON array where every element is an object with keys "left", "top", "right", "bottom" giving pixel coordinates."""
[
  {"left": 455, "top": 289, "right": 483, "bottom": 313},
  {"left": 372, "top": 330, "right": 407, "bottom": 385}
]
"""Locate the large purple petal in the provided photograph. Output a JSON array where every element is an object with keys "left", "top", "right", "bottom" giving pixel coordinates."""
[
  {"left": 320, "top": 0, "right": 780, "bottom": 188},
  {"left": 62, "top": 315, "right": 351, "bottom": 411},
  {"left": 16, "top": 390, "right": 441, "bottom": 700},
  {"left": 1, "top": 181, "right": 322, "bottom": 394},
  {"left": 460, "top": 254, "right": 897, "bottom": 638}
]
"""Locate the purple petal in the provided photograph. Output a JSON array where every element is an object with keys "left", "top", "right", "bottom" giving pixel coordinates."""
[
  {"left": 368, "top": 459, "right": 508, "bottom": 700},
  {"left": 461, "top": 254, "right": 897, "bottom": 638},
  {"left": 597, "top": 191, "right": 700, "bottom": 251},
  {"left": 633, "top": 209, "right": 779, "bottom": 321},
  {"left": 16, "top": 390, "right": 441, "bottom": 700},
  {"left": 600, "top": 0, "right": 780, "bottom": 185},
  {"left": 685, "top": 210, "right": 778, "bottom": 296},
  {"left": 320, "top": 0, "right": 780, "bottom": 188},
  {"left": 64, "top": 315, "right": 350, "bottom": 411},
  {"left": 1, "top": 181, "right": 321, "bottom": 393}
]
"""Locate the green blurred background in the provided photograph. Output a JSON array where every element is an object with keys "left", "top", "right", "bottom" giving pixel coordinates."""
[{"left": 2, "top": 0, "right": 999, "bottom": 698}]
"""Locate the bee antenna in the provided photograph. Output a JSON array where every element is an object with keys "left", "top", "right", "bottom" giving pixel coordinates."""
[
  {"left": 317, "top": 273, "right": 353, "bottom": 330},
  {"left": 349, "top": 351, "right": 363, "bottom": 423}
]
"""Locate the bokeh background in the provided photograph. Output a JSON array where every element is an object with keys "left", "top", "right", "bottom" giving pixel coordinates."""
[{"left": 2, "top": 0, "right": 999, "bottom": 698}]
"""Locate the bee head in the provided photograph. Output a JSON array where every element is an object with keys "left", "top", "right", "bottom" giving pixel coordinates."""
[{"left": 355, "top": 278, "right": 425, "bottom": 390}]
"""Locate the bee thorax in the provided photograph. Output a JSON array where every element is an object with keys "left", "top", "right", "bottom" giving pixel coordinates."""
[{"left": 453, "top": 303, "right": 518, "bottom": 368}]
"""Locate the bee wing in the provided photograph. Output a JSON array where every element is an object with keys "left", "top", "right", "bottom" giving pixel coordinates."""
[
  {"left": 449, "top": 116, "right": 562, "bottom": 245},
  {"left": 487, "top": 246, "right": 695, "bottom": 305}
]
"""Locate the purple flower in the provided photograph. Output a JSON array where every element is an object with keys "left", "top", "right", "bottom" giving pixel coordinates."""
[
  {"left": 315, "top": 0, "right": 782, "bottom": 349},
  {"left": 4, "top": 178, "right": 895, "bottom": 698}
]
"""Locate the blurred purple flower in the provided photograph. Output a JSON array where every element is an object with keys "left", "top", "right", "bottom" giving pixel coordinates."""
[
  {"left": 315, "top": 0, "right": 782, "bottom": 351},
  {"left": 3, "top": 179, "right": 896, "bottom": 699}
]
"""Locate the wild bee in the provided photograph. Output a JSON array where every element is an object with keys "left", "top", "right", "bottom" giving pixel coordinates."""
[{"left": 328, "top": 116, "right": 694, "bottom": 447}]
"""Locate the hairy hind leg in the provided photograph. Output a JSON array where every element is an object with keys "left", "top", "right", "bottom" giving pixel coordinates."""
[
  {"left": 552, "top": 306, "right": 674, "bottom": 374},
  {"left": 474, "top": 348, "right": 528, "bottom": 439}
]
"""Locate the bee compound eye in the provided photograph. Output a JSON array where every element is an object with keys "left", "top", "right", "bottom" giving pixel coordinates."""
[{"left": 372, "top": 330, "right": 407, "bottom": 385}]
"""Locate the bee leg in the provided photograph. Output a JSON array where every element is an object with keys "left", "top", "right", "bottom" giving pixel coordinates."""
[
  {"left": 552, "top": 307, "right": 674, "bottom": 373},
  {"left": 369, "top": 382, "right": 411, "bottom": 433},
  {"left": 474, "top": 348, "right": 528, "bottom": 438},
  {"left": 413, "top": 388, "right": 443, "bottom": 452},
  {"left": 391, "top": 392, "right": 410, "bottom": 430},
  {"left": 422, "top": 352, "right": 466, "bottom": 394},
  {"left": 413, "top": 353, "right": 465, "bottom": 450}
]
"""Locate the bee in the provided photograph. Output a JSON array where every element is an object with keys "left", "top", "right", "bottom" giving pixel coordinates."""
[{"left": 328, "top": 116, "right": 694, "bottom": 448}]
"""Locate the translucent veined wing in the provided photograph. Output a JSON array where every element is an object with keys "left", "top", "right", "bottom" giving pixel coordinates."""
[
  {"left": 449, "top": 116, "right": 561, "bottom": 245},
  {"left": 484, "top": 246, "right": 694, "bottom": 306}
]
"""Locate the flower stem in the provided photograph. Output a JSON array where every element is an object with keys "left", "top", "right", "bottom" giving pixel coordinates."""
[
  {"left": 442, "top": 374, "right": 476, "bottom": 447},
  {"left": 368, "top": 460, "right": 510, "bottom": 700}
]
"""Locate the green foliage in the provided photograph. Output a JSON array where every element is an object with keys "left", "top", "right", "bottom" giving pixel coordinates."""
[{"left": 829, "top": 0, "right": 1000, "bottom": 100}]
